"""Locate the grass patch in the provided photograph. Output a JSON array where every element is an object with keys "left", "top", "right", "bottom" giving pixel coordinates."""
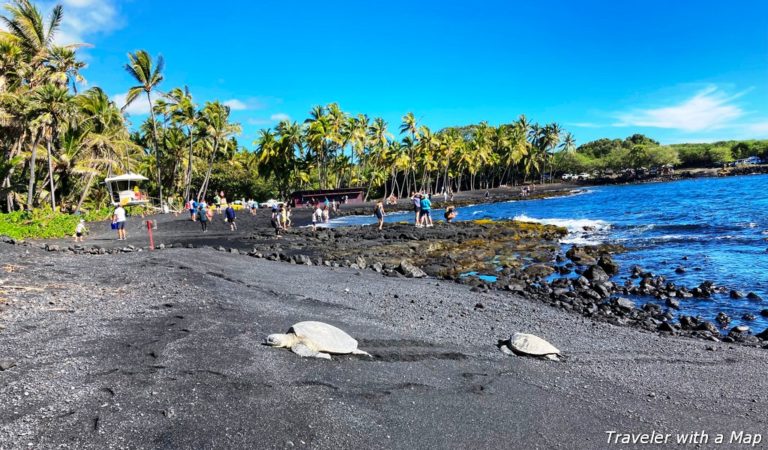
[{"left": 0, "top": 207, "right": 113, "bottom": 240}]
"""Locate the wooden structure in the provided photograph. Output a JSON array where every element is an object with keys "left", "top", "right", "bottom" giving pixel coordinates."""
[{"left": 290, "top": 187, "right": 365, "bottom": 207}]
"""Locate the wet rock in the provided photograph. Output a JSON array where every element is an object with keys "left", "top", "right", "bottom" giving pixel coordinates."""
[
  {"left": 696, "top": 321, "right": 720, "bottom": 335},
  {"left": 584, "top": 265, "right": 610, "bottom": 283},
  {"left": 658, "top": 322, "right": 677, "bottom": 333},
  {"left": 598, "top": 254, "right": 619, "bottom": 276},
  {"left": 729, "top": 290, "right": 744, "bottom": 299},
  {"left": 746, "top": 292, "right": 763, "bottom": 301},
  {"left": 397, "top": 260, "right": 427, "bottom": 278},
  {"left": 760, "top": 309, "right": 768, "bottom": 317},
  {"left": 665, "top": 298, "right": 680, "bottom": 309},
  {"left": 715, "top": 312, "right": 731, "bottom": 327},
  {"left": 742, "top": 313, "right": 756, "bottom": 321},
  {"left": 614, "top": 297, "right": 635, "bottom": 310},
  {"left": 523, "top": 264, "right": 555, "bottom": 278},
  {"left": 674, "top": 266, "right": 686, "bottom": 274},
  {"left": 566, "top": 246, "right": 597, "bottom": 265},
  {"left": 756, "top": 328, "right": 768, "bottom": 340}
]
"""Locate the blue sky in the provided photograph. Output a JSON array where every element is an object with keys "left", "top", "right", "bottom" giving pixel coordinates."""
[{"left": 26, "top": 0, "right": 768, "bottom": 146}]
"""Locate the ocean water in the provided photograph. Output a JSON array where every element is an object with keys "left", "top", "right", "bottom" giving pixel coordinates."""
[{"left": 332, "top": 175, "right": 768, "bottom": 331}]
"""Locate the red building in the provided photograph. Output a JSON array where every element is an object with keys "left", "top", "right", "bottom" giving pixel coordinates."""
[{"left": 290, "top": 188, "right": 366, "bottom": 207}]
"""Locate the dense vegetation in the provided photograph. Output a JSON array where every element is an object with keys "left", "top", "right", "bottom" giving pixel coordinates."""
[{"left": 1, "top": 0, "right": 766, "bottom": 225}]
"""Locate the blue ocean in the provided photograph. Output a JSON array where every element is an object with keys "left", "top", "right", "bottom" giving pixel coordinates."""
[{"left": 332, "top": 175, "right": 768, "bottom": 331}]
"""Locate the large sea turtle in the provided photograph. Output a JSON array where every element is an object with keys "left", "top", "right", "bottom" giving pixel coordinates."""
[
  {"left": 498, "top": 332, "right": 561, "bottom": 361},
  {"left": 264, "top": 321, "right": 371, "bottom": 360}
]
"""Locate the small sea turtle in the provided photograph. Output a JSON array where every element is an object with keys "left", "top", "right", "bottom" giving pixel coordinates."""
[
  {"left": 498, "top": 332, "right": 561, "bottom": 361},
  {"left": 264, "top": 321, "right": 371, "bottom": 360}
]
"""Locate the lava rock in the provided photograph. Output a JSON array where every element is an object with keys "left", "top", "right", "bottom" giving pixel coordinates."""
[
  {"left": 584, "top": 265, "right": 610, "bottom": 283},
  {"left": 397, "top": 260, "right": 427, "bottom": 278},
  {"left": 729, "top": 290, "right": 744, "bottom": 299},
  {"left": 746, "top": 292, "right": 763, "bottom": 301},
  {"left": 597, "top": 254, "right": 620, "bottom": 276},
  {"left": 614, "top": 297, "right": 635, "bottom": 310}
]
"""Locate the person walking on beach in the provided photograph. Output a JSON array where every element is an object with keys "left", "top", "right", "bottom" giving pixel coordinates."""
[
  {"left": 225, "top": 204, "right": 237, "bottom": 231},
  {"left": 285, "top": 205, "right": 293, "bottom": 229},
  {"left": 219, "top": 191, "right": 227, "bottom": 213},
  {"left": 420, "top": 194, "right": 433, "bottom": 227},
  {"left": 74, "top": 219, "right": 87, "bottom": 243},
  {"left": 322, "top": 205, "right": 330, "bottom": 224},
  {"left": 271, "top": 205, "right": 282, "bottom": 237},
  {"left": 411, "top": 192, "right": 421, "bottom": 226},
  {"left": 312, "top": 204, "right": 323, "bottom": 231},
  {"left": 112, "top": 204, "right": 127, "bottom": 240},
  {"left": 198, "top": 201, "right": 209, "bottom": 232},
  {"left": 374, "top": 200, "right": 385, "bottom": 230}
]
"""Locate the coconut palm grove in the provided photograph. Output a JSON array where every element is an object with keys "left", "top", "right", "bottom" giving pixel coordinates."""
[{"left": 1, "top": 0, "right": 767, "bottom": 228}]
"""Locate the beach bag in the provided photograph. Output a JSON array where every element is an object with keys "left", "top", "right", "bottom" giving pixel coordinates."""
[{"left": 111, "top": 222, "right": 117, "bottom": 230}]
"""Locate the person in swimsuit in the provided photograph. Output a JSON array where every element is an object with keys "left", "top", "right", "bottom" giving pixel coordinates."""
[{"left": 374, "top": 200, "right": 385, "bottom": 230}]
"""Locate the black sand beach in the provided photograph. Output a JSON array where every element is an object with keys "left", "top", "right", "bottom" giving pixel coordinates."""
[{"left": 1, "top": 195, "right": 767, "bottom": 449}]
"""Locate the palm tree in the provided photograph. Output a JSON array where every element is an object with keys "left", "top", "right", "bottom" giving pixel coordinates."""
[
  {"left": 123, "top": 50, "right": 164, "bottom": 207},
  {"left": 165, "top": 86, "right": 198, "bottom": 202},
  {"left": 72, "top": 87, "right": 138, "bottom": 212},
  {"left": 31, "top": 83, "right": 74, "bottom": 210},
  {"left": 1, "top": 0, "right": 62, "bottom": 68},
  {"left": 197, "top": 101, "right": 240, "bottom": 200}
]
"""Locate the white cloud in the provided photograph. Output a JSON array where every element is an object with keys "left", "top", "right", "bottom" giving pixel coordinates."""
[
  {"left": 30, "top": 0, "right": 123, "bottom": 46},
  {"left": 223, "top": 99, "right": 248, "bottom": 111},
  {"left": 614, "top": 86, "right": 746, "bottom": 132},
  {"left": 112, "top": 93, "right": 151, "bottom": 116},
  {"left": 270, "top": 113, "right": 290, "bottom": 122},
  {"left": 746, "top": 121, "right": 768, "bottom": 135},
  {"left": 247, "top": 113, "right": 291, "bottom": 126}
]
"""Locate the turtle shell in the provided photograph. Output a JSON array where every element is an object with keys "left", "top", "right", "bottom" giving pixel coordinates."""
[
  {"left": 289, "top": 321, "right": 359, "bottom": 354},
  {"left": 508, "top": 332, "right": 560, "bottom": 356}
]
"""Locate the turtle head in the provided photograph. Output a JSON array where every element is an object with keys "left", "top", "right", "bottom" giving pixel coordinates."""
[{"left": 264, "top": 333, "right": 291, "bottom": 348}]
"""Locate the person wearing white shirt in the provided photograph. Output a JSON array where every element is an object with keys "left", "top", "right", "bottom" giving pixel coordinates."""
[{"left": 112, "top": 205, "right": 127, "bottom": 240}]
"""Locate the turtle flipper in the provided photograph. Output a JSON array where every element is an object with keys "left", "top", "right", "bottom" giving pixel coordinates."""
[
  {"left": 351, "top": 349, "right": 372, "bottom": 357},
  {"left": 291, "top": 343, "right": 332, "bottom": 360}
]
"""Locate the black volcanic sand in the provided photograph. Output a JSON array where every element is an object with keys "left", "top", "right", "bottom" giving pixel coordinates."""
[
  {"left": 1, "top": 243, "right": 767, "bottom": 449},
  {"left": 1, "top": 197, "right": 767, "bottom": 448}
]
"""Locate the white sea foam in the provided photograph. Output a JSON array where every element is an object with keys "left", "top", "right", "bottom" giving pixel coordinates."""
[
  {"left": 513, "top": 214, "right": 611, "bottom": 244},
  {"left": 513, "top": 214, "right": 611, "bottom": 233}
]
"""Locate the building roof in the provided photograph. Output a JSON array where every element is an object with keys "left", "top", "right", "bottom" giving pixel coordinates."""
[
  {"left": 291, "top": 187, "right": 365, "bottom": 196},
  {"left": 105, "top": 172, "right": 148, "bottom": 183}
]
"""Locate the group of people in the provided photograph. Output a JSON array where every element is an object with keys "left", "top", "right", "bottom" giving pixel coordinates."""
[
  {"left": 411, "top": 192, "right": 434, "bottom": 228},
  {"left": 182, "top": 192, "right": 238, "bottom": 232},
  {"left": 89, "top": 188, "right": 462, "bottom": 243},
  {"left": 271, "top": 203, "right": 293, "bottom": 236}
]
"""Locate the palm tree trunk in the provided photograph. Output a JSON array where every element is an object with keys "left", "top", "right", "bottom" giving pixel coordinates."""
[
  {"left": 3, "top": 131, "right": 25, "bottom": 212},
  {"left": 46, "top": 132, "right": 56, "bottom": 211},
  {"left": 199, "top": 139, "right": 219, "bottom": 201},
  {"left": 183, "top": 129, "right": 194, "bottom": 203},
  {"left": 74, "top": 171, "right": 96, "bottom": 214},
  {"left": 147, "top": 91, "right": 163, "bottom": 208},
  {"left": 26, "top": 130, "right": 42, "bottom": 210}
]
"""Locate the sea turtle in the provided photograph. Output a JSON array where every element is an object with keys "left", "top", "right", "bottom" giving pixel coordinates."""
[
  {"left": 498, "top": 332, "right": 561, "bottom": 361},
  {"left": 264, "top": 321, "right": 372, "bottom": 360}
]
